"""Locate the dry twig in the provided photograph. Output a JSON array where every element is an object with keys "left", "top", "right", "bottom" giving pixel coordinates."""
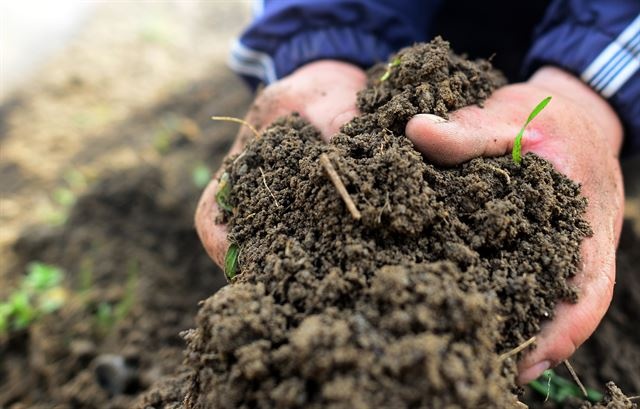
[
  {"left": 562, "top": 360, "right": 588, "bottom": 398},
  {"left": 319, "top": 153, "right": 361, "bottom": 220},
  {"left": 499, "top": 336, "right": 536, "bottom": 361},
  {"left": 259, "top": 167, "right": 280, "bottom": 207},
  {"left": 211, "top": 116, "right": 260, "bottom": 139}
]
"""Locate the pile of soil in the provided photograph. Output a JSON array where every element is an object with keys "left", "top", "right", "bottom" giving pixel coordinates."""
[{"left": 140, "top": 38, "right": 605, "bottom": 408}]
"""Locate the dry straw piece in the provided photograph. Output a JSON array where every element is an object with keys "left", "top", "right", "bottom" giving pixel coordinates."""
[{"left": 319, "top": 153, "right": 362, "bottom": 220}]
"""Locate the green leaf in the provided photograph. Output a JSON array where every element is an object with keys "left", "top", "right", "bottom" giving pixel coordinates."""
[
  {"left": 25, "top": 262, "right": 63, "bottom": 290},
  {"left": 53, "top": 187, "right": 76, "bottom": 207},
  {"left": 224, "top": 244, "right": 239, "bottom": 281},
  {"left": 192, "top": 164, "right": 212, "bottom": 189},
  {"left": 10, "top": 291, "right": 34, "bottom": 330},
  {"left": 0, "top": 304, "right": 14, "bottom": 334},
  {"left": 95, "top": 301, "right": 115, "bottom": 330},
  {"left": 528, "top": 369, "right": 604, "bottom": 403},
  {"left": 512, "top": 96, "right": 552, "bottom": 165},
  {"left": 215, "top": 172, "right": 233, "bottom": 212},
  {"left": 380, "top": 57, "right": 401, "bottom": 82}
]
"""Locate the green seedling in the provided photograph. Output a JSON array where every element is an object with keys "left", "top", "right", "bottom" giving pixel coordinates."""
[
  {"left": 0, "top": 262, "right": 66, "bottom": 335},
  {"left": 216, "top": 172, "right": 233, "bottom": 212},
  {"left": 224, "top": 244, "right": 239, "bottom": 281},
  {"left": 380, "top": 57, "right": 401, "bottom": 82},
  {"left": 93, "top": 260, "right": 139, "bottom": 335},
  {"left": 529, "top": 369, "right": 603, "bottom": 403},
  {"left": 192, "top": 164, "right": 212, "bottom": 189},
  {"left": 512, "top": 96, "right": 552, "bottom": 165},
  {"left": 95, "top": 301, "right": 115, "bottom": 333},
  {"left": 24, "top": 262, "right": 63, "bottom": 290}
]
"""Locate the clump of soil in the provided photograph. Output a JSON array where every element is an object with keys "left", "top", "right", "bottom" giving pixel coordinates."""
[
  {"left": 144, "top": 37, "right": 591, "bottom": 408},
  {"left": 588, "top": 382, "right": 638, "bottom": 409},
  {"left": 571, "top": 382, "right": 638, "bottom": 409}
]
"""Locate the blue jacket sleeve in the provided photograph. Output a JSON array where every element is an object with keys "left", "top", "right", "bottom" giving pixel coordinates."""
[
  {"left": 229, "top": 0, "right": 438, "bottom": 89},
  {"left": 523, "top": 1, "right": 640, "bottom": 156}
]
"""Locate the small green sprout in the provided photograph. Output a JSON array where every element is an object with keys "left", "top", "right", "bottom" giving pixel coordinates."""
[
  {"left": 380, "top": 57, "right": 401, "bottom": 82},
  {"left": 95, "top": 301, "right": 115, "bottom": 332},
  {"left": 216, "top": 172, "right": 233, "bottom": 212},
  {"left": 0, "top": 262, "right": 66, "bottom": 335},
  {"left": 512, "top": 96, "right": 551, "bottom": 165},
  {"left": 192, "top": 164, "right": 212, "bottom": 189},
  {"left": 24, "top": 262, "right": 63, "bottom": 290},
  {"left": 529, "top": 369, "right": 603, "bottom": 403},
  {"left": 224, "top": 244, "right": 239, "bottom": 281},
  {"left": 93, "top": 260, "right": 139, "bottom": 335}
]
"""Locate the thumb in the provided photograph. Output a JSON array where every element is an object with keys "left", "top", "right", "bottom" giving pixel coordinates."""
[{"left": 405, "top": 105, "right": 521, "bottom": 166}]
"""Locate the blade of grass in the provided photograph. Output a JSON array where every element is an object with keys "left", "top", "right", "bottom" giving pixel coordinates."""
[
  {"left": 211, "top": 116, "right": 259, "bottom": 139},
  {"left": 529, "top": 369, "right": 604, "bottom": 403},
  {"left": 216, "top": 172, "right": 233, "bottom": 212},
  {"left": 380, "top": 57, "right": 401, "bottom": 82},
  {"left": 512, "top": 96, "right": 552, "bottom": 165},
  {"left": 224, "top": 244, "right": 239, "bottom": 281}
]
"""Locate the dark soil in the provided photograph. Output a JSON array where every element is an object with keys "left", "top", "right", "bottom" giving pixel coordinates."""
[{"left": 140, "top": 37, "right": 597, "bottom": 408}]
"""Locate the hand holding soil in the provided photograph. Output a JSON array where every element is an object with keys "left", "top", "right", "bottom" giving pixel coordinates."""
[
  {"left": 196, "top": 60, "right": 365, "bottom": 267},
  {"left": 406, "top": 65, "right": 625, "bottom": 383},
  {"left": 188, "top": 39, "right": 628, "bottom": 407}
]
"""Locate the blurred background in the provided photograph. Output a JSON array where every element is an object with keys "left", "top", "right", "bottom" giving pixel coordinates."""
[
  {"left": 1, "top": 2, "right": 255, "bottom": 407},
  {"left": 1, "top": 1, "right": 253, "bottom": 261},
  {"left": 0, "top": 2, "right": 638, "bottom": 408}
]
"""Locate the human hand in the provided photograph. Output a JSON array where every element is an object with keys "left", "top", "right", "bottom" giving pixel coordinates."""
[
  {"left": 406, "top": 66, "right": 625, "bottom": 384},
  {"left": 195, "top": 60, "right": 366, "bottom": 268}
]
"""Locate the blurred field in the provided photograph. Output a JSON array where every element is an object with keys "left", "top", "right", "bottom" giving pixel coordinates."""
[{"left": 1, "top": 1, "right": 253, "bottom": 275}]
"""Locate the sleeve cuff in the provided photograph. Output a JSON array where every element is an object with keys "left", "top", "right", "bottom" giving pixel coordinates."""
[
  {"left": 524, "top": 17, "right": 640, "bottom": 156},
  {"left": 230, "top": 26, "right": 398, "bottom": 87}
]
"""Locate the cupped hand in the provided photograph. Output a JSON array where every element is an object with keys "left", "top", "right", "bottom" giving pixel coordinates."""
[
  {"left": 406, "top": 66, "right": 625, "bottom": 384},
  {"left": 195, "top": 60, "right": 366, "bottom": 268}
]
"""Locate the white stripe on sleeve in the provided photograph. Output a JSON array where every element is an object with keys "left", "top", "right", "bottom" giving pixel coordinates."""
[
  {"left": 581, "top": 14, "right": 640, "bottom": 98},
  {"left": 228, "top": 40, "right": 278, "bottom": 84}
]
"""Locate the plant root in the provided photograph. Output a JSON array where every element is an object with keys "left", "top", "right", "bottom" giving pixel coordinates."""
[
  {"left": 319, "top": 153, "right": 361, "bottom": 220},
  {"left": 563, "top": 359, "right": 588, "bottom": 398},
  {"left": 499, "top": 336, "right": 536, "bottom": 361},
  {"left": 211, "top": 116, "right": 260, "bottom": 139}
]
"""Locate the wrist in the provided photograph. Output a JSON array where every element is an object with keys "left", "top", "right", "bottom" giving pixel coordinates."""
[
  {"left": 289, "top": 60, "right": 366, "bottom": 82},
  {"left": 528, "top": 66, "right": 624, "bottom": 154}
]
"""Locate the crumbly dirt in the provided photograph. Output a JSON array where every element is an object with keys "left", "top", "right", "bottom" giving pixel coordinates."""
[
  {"left": 147, "top": 37, "right": 593, "bottom": 408},
  {"left": 573, "top": 382, "right": 638, "bottom": 409}
]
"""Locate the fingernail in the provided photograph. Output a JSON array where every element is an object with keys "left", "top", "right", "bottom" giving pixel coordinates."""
[
  {"left": 518, "top": 360, "right": 551, "bottom": 384},
  {"left": 421, "top": 114, "right": 447, "bottom": 123}
]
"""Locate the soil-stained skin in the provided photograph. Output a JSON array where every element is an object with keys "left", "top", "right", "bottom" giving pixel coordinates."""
[{"left": 156, "top": 37, "right": 592, "bottom": 408}]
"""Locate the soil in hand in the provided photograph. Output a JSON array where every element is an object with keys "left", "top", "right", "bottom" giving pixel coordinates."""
[{"left": 141, "top": 37, "right": 591, "bottom": 408}]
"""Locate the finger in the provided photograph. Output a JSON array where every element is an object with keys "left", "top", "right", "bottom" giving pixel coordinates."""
[
  {"left": 405, "top": 106, "right": 520, "bottom": 165},
  {"left": 517, "top": 217, "right": 617, "bottom": 383},
  {"left": 405, "top": 85, "right": 556, "bottom": 166},
  {"left": 195, "top": 177, "right": 229, "bottom": 269},
  {"left": 194, "top": 136, "right": 246, "bottom": 268}
]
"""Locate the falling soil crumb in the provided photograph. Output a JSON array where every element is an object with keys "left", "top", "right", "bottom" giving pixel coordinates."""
[
  {"left": 139, "top": 37, "right": 591, "bottom": 408},
  {"left": 563, "top": 382, "right": 638, "bottom": 409}
]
